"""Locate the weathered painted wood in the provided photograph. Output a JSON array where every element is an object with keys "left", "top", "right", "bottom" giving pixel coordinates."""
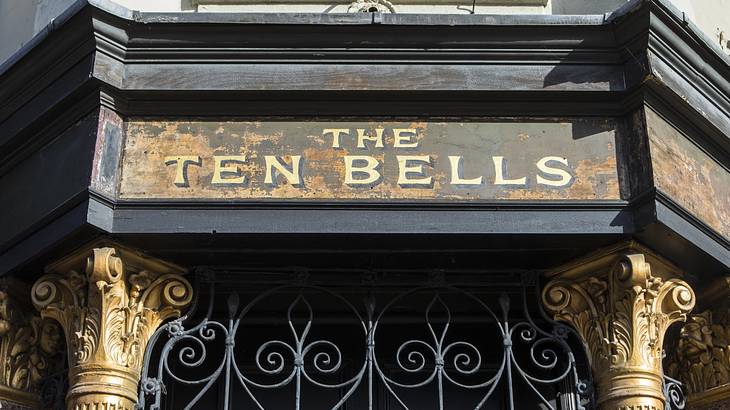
[
  {"left": 119, "top": 119, "right": 620, "bottom": 201},
  {"left": 646, "top": 106, "right": 730, "bottom": 241}
]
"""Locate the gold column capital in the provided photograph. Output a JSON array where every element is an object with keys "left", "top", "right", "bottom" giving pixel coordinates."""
[
  {"left": 0, "top": 278, "right": 63, "bottom": 408},
  {"left": 542, "top": 246, "right": 695, "bottom": 410},
  {"left": 31, "top": 244, "right": 193, "bottom": 410}
]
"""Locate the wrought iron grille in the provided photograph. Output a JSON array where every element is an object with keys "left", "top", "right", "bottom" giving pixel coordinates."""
[{"left": 134, "top": 270, "right": 673, "bottom": 410}]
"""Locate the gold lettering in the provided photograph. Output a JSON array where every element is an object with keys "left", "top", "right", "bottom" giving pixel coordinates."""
[
  {"left": 264, "top": 155, "right": 303, "bottom": 187},
  {"left": 393, "top": 128, "right": 419, "bottom": 148},
  {"left": 164, "top": 155, "right": 201, "bottom": 187},
  {"left": 323, "top": 129, "right": 350, "bottom": 149},
  {"left": 448, "top": 156, "right": 483, "bottom": 185},
  {"left": 356, "top": 129, "right": 385, "bottom": 149},
  {"left": 344, "top": 156, "right": 381, "bottom": 186},
  {"left": 212, "top": 155, "right": 247, "bottom": 185},
  {"left": 493, "top": 156, "right": 526, "bottom": 186},
  {"left": 536, "top": 156, "right": 572, "bottom": 187},
  {"left": 397, "top": 155, "right": 433, "bottom": 187}
]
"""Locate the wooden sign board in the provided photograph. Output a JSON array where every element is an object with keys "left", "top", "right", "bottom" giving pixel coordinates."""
[{"left": 119, "top": 120, "right": 620, "bottom": 202}]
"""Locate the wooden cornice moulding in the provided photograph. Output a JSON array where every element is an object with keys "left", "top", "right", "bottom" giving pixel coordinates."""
[
  {"left": 191, "top": 0, "right": 549, "bottom": 5},
  {"left": 0, "top": 0, "right": 728, "bottom": 104}
]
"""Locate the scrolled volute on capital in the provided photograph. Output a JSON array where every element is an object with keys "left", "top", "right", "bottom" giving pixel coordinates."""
[
  {"left": 542, "top": 253, "right": 695, "bottom": 372},
  {"left": 30, "top": 247, "right": 193, "bottom": 371}
]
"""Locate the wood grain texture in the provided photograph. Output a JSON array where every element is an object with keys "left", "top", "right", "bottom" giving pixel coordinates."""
[
  {"left": 123, "top": 63, "right": 623, "bottom": 92},
  {"left": 119, "top": 119, "right": 620, "bottom": 201},
  {"left": 646, "top": 107, "right": 730, "bottom": 241}
]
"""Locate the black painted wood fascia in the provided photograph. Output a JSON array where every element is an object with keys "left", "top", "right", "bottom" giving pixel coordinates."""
[{"left": 1, "top": 0, "right": 730, "bottom": 276}]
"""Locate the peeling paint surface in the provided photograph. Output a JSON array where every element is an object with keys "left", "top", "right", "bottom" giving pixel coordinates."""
[
  {"left": 119, "top": 119, "right": 620, "bottom": 201},
  {"left": 646, "top": 108, "right": 730, "bottom": 240},
  {"left": 91, "top": 108, "right": 124, "bottom": 198}
]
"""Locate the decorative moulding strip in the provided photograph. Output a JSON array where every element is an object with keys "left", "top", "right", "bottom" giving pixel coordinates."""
[{"left": 191, "top": 0, "right": 548, "bottom": 6}]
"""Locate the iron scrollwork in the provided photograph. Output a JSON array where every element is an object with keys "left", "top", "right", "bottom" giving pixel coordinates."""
[
  {"left": 138, "top": 277, "right": 591, "bottom": 410},
  {"left": 663, "top": 376, "right": 686, "bottom": 410}
]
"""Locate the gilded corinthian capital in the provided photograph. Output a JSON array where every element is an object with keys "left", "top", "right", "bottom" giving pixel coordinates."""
[
  {"left": 542, "top": 246, "right": 695, "bottom": 410},
  {"left": 31, "top": 245, "right": 193, "bottom": 410}
]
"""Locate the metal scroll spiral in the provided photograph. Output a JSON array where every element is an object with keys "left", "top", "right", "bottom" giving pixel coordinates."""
[
  {"left": 508, "top": 296, "right": 583, "bottom": 409},
  {"left": 372, "top": 291, "right": 506, "bottom": 410},
  {"left": 150, "top": 317, "right": 228, "bottom": 409},
  {"left": 232, "top": 291, "right": 368, "bottom": 410},
  {"left": 137, "top": 279, "right": 225, "bottom": 410},
  {"left": 664, "top": 376, "right": 686, "bottom": 410},
  {"left": 138, "top": 285, "right": 368, "bottom": 410},
  {"left": 138, "top": 283, "right": 589, "bottom": 410}
]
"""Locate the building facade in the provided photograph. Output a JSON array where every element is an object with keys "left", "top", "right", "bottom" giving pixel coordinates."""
[{"left": 0, "top": 0, "right": 729, "bottom": 409}]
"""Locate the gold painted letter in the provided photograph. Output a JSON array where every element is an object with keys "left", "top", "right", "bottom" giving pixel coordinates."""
[
  {"left": 212, "top": 155, "right": 247, "bottom": 185},
  {"left": 357, "top": 129, "right": 385, "bottom": 149},
  {"left": 164, "top": 155, "right": 201, "bottom": 187},
  {"left": 493, "top": 156, "right": 526, "bottom": 186},
  {"left": 393, "top": 129, "right": 419, "bottom": 148},
  {"left": 536, "top": 156, "right": 572, "bottom": 187},
  {"left": 323, "top": 129, "right": 350, "bottom": 148},
  {"left": 344, "top": 155, "right": 381, "bottom": 186},
  {"left": 264, "top": 155, "right": 303, "bottom": 187},
  {"left": 448, "top": 156, "right": 483, "bottom": 185},
  {"left": 397, "top": 155, "right": 433, "bottom": 187}
]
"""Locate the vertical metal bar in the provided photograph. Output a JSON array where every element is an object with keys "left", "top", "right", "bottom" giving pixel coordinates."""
[
  {"left": 437, "top": 368, "right": 444, "bottom": 410},
  {"left": 506, "top": 348, "right": 514, "bottom": 410},
  {"left": 367, "top": 292, "right": 375, "bottom": 410},
  {"left": 368, "top": 329, "right": 373, "bottom": 410},
  {"left": 504, "top": 311, "right": 514, "bottom": 410},
  {"left": 499, "top": 293, "right": 515, "bottom": 410},
  {"left": 296, "top": 366, "right": 302, "bottom": 410},
  {"left": 558, "top": 364, "right": 578, "bottom": 410},
  {"left": 224, "top": 318, "right": 233, "bottom": 410}
]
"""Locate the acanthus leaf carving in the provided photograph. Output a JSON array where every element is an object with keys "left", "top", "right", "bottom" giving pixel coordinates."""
[
  {"left": 31, "top": 246, "right": 192, "bottom": 410},
  {"left": 542, "top": 252, "right": 695, "bottom": 410}
]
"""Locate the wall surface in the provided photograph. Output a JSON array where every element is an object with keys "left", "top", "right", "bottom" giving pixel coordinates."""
[
  {"left": 670, "top": 0, "right": 730, "bottom": 50},
  {"left": 0, "top": 0, "right": 182, "bottom": 65}
]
